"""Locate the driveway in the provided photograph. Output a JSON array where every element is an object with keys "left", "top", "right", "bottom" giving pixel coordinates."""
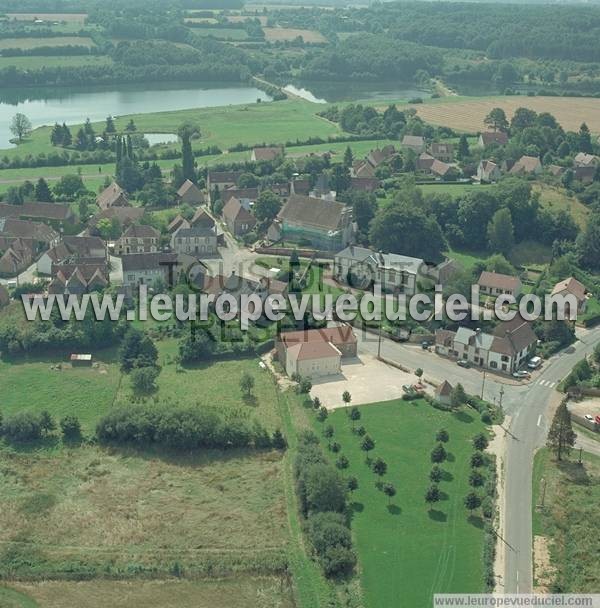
[{"left": 310, "top": 352, "right": 430, "bottom": 409}]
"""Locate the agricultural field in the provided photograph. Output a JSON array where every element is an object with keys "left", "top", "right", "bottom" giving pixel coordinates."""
[
  {"left": 0, "top": 55, "right": 111, "bottom": 69},
  {"left": 263, "top": 27, "right": 327, "bottom": 43},
  {"left": 191, "top": 27, "right": 249, "bottom": 40},
  {"left": 532, "top": 448, "right": 600, "bottom": 593},
  {"left": 5, "top": 13, "right": 88, "bottom": 24},
  {"left": 0, "top": 36, "right": 95, "bottom": 50},
  {"left": 418, "top": 182, "right": 492, "bottom": 197},
  {"left": 404, "top": 96, "right": 600, "bottom": 133},
  {"left": 227, "top": 15, "right": 268, "bottom": 25},
  {"left": 2, "top": 578, "right": 295, "bottom": 608},
  {"left": 314, "top": 399, "right": 488, "bottom": 607}
]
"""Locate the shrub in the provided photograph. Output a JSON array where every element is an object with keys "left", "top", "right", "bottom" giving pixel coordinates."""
[
  {"left": 430, "top": 443, "right": 447, "bottom": 463},
  {"left": 60, "top": 415, "right": 82, "bottom": 441},
  {"left": 2, "top": 411, "right": 44, "bottom": 443},
  {"left": 130, "top": 365, "right": 160, "bottom": 392}
]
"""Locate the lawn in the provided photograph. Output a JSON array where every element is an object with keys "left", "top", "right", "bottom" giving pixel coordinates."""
[
  {"left": 190, "top": 27, "right": 250, "bottom": 40},
  {"left": 533, "top": 183, "right": 590, "bottom": 230},
  {"left": 263, "top": 27, "right": 327, "bottom": 43},
  {"left": 5, "top": 13, "right": 88, "bottom": 23},
  {"left": 0, "top": 349, "right": 121, "bottom": 433},
  {"left": 116, "top": 340, "right": 284, "bottom": 432},
  {"left": 3, "top": 577, "right": 295, "bottom": 608},
  {"left": 532, "top": 448, "right": 600, "bottom": 592},
  {"left": 0, "top": 36, "right": 95, "bottom": 50},
  {"left": 314, "top": 399, "right": 487, "bottom": 607},
  {"left": 418, "top": 182, "right": 492, "bottom": 197},
  {"left": 0, "top": 442, "right": 288, "bottom": 579}
]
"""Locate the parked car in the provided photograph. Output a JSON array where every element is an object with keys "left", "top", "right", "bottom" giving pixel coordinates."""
[
  {"left": 457, "top": 359, "right": 471, "bottom": 368},
  {"left": 585, "top": 414, "right": 594, "bottom": 421},
  {"left": 421, "top": 340, "right": 432, "bottom": 349},
  {"left": 527, "top": 356, "right": 542, "bottom": 370},
  {"left": 513, "top": 370, "right": 530, "bottom": 379}
]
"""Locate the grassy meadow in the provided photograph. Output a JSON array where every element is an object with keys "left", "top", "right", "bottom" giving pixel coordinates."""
[
  {"left": 0, "top": 36, "right": 95, "bottom": 50},
  {"left": 313, "top": 399, "right": 488, "bottom": 607},
  {"left": 532, "top": 448, "right": 600, "bottom": 592}
]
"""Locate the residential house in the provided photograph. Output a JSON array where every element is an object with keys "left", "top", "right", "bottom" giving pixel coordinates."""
[
  {"left": 276, "top": 326, "right": 358, "bottom": 380},
  {"left": 430, "top": 142, "right": 454, "bottom": 163},
  {"left": 251, "top": 146, "right": 283, "bottom": 162},
  {"left": 0, "top": 238, "right": 34, "bottom": 276},
  {"left": 171, "top": 225, "right": 217, "bottom": 256},
  {"left": 477, "top": 160, "right": 502, "bottom": 183},
  {"left": 48, "top": 264, "right": 109, "bottom": 295},
  {"left": 167, "top": 214, "right": 190, "bottom": 234},
  {"left": 574, "top": 166, "right": 596, "bottom": 184},
  {"left": 88, "top": 206, "right": 144, "bottom": 236},
  {"left": 548, "top": 164, "right": 565, "bottom": 178},
  {"left": 416, "top": 153, "right": 436, "bottom": 173},
  {"left": 366, "top": 145, "right": 396, "bottom": 168},
  {"left": 429, "top": 159, "right": 455, "bottom": 179},
  {"left": 574, "top": 152, "right": 598, "bottom": 167},
  {"left": 401, "top": 135, "right": 426, "bottom": 154},
  {"left": 207, "top": 170, "right": 243, "bottom": 199},
  {"left": 509, "top": 155, "right": 542, "bottom": 176},
  {"left": 222, "top": 187, "right": 259, "bottom": 207},
  {"left": 435, "top": 317, "right": 537, "bottom": 373},
  {"left": 96, "top": 182, "right": 129, "bottom": 211},
  {"left": 0, "top": 217, "right": 59, "bottom": 251},
  {"left": 177, "top": 179, "right": 204, "bottom": 205},
  {"left": 551, "top": 276, "right": 587, "bottom": 314},
  {"left": 477, "top": 271, "right": 522, "bottom": 298},
  {"left": 290, "top": 178, "right": 311, "bottom": 196},
  {"left": 190, "top": 208, "right": 215, "bottom": 230},
  {"left": 268, "top": 194, "right": 353, "bottom": 251},
  {"left": 333, "top": 245, "right": 426, "bottom": 295},
  {"left": 351, "top": 160, "right": 377, "bottom": 178},
  {"left": 38, "top": 236, "right": 107, "bottom": 275},
  {"left": 223, "top": 197, "right": 257, "bottom": 237},
  {"left": 349, "top": 177, "right": 380, "bottom": 192},
  {"left": 0, "top": 202, "right": 74, "bottom": 227},
  {"left": 114, "top": 224, "right": 160, "bottom": 255},
  {"left": 478, "top": 132, "right": 509, "bottom": 148},
  {"left": 269, "top": 182, "right": 291, "bottom": 197},
  {"left": 121, "top": 252, "right": 180, "bottom": 288}
]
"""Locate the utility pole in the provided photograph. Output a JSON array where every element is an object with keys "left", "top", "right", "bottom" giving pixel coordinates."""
[{"left": 481, "top": 370, "right": 486, "bottom": 399}]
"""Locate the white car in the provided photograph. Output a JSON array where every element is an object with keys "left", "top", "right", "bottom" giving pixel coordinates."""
[
  {"left": 585, "top": 414, "right": 594, "bottom": 422},
  {"left": 513, "top": 370, "right": 530, "bottom": 379},
  {"left": 527, "top": 356, "right": 542, "bottom": 370}
]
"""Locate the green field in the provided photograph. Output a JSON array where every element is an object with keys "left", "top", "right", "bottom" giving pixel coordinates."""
[
  {"left": 190, "top": 27, "right": 249, "bottom": 40},
  {"left": 418, "top": 182, "right": 492, "bottom": 197},
  {"left": 2, "top": 577, "right": 294, "bottom": 608},
  {"left": 0, "top": 36, "right": 95, "bottom": 50},
  {"left": 0, "top": 55, "right": 111, "bottom": 69},
  {"left": 532, "top": 448, "right": 600, "bottom": 592},
  {"left": 315, "top": 399, "right": 487, "bottom": 607}
]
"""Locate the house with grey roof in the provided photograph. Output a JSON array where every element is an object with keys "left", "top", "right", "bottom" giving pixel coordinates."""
[
  {"left": 171, "top": 224, "right": 217, "bottom": 257},
  {"left": 401, "top": 135, "right": 426, "bottom": 154}
]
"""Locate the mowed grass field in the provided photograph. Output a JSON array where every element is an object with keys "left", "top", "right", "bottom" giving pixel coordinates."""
[
  {"left": 3, "top": 577, "right": 295, "bottom": 608},
  {"left": 191, "top": 27, "right": 249, "bottom": 40},
  {"left": 533, "top": 183, "right": 591, "bottom": 229},
  {"left": 316, "top": 399, "right": 487, "bottom": 607},
  {"left": 263, "top": 27, "right": 327, "bottom": 43},
  {"left": 532, "top": 448, "right": 600, "bottom": 592},
  {"left": 5, "top": 13, "right": 88, "bottom": 23},
  {"left": 403, "top": 95, "right": 600, "bottom": 133},
  {"left": 0, "top": 36, "right": 95, "bottom": 50}
]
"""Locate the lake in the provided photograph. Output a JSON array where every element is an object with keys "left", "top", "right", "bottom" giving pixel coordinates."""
[
  {"left": 0, "top": 82, "right": 272, "bottom": 148},
  {"left": 285, "top": 81, "right": 431, "bottom": 103}
]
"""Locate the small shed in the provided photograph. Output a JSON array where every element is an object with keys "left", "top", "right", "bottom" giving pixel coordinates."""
[
  {"left": 70, "top": 353, "right": 93, "bottom": 367},
  {"left": 435, "top": 380, "right": 453, "bottom": 406}
]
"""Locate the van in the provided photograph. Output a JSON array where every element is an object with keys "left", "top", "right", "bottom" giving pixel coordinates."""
[{"left": 527, "top": 356, "right": 542, "bottom": 370}]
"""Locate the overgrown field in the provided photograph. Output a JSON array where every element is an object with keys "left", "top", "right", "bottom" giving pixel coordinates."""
[
  {"left": 314, "top": 399, "right": 488, "bottom": 607},
  {"left": 532, "top": 448, "right": 600, "bottom": 593}
]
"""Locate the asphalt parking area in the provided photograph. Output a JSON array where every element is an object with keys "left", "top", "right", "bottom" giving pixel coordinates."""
[{"left": 310, "top": 353, "right": 432, "bottom": 410}]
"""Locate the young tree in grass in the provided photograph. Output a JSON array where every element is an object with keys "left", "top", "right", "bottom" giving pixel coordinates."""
[
  {"left": 349, "top": 406, "right": 361, "bottom": 431},
  {"left": 60, "top": 415, "right": 81, "bottom": 442},
  {"left": 240, "top": 372, "right": 255, "bottom": 397},
  {"left": 436, "top": 428, "right": 449, "bottom": 443},
  {"left": 39, "top": 410, "right": 56, "bottom": 435},
  {"left": 331, "top": 442, "right": 341, "bottom": 453},
  {"left": 425, "top": 484, "right": 441, "bottom": 510},
  {"left": 371, "top": 457, "right": 387, "bottom": 478},
  {"left": 343, "top": 391, "right": 352, "bottom": 408},
  {"left": 450, "top": 383, "right": 467, "bottom": 409},
  {"left": 312, "top": 396, "right": 321, "bottom": 410},
  {"left": 470, "top": 452, "right": 485, "bottom": 468},
  {"left": 430, "top": 465, "right": 443, "bottom": 483},
  {"left": 343, "top": 145, "right": 353, "bottom": 168},
  {"left": 356, "top": 425, "right": 366, "bottom": 437},
  {"left": 464, "top": 492, "right": 482, "bottom": 514},
  {"left": 347, "top": 476, "right": 358, "bottom": 494},
  {"left": 177, "top": 122, "right": 199, "bottom": 182},
  {"left": 131, "top": 366, "right": 160, "bottom": 393},
  {"left": 336, "top": 455, "right": 349, "bottom": 469},
  {"left": 317, "top": 406, "right": 329, "bottom": 422},
  {"left": 361, "top": 434, "right": 375, "bottom": 455},
  {"left": 431, "top": 443, "right": 447, "bottom": 463},
  {"left": 324, "top": 424, "right": 334, "bottom": 448},
  {"left": 473, "top": 433, "right": 489, "bottom": 451},
  {"left": 35, "top": 178, "right": 53, "bottom": 202},
  {"left": 484, "top": 107, "right": 509, "bottom": 132},
  {"left": 546, "top": 399, "right": 577, "bottom": 461},
  {"left": 383, "top": 482, "right": 396, "bottom": 505},
  {"left": 469, "top": 470, "right": 485, "bottom": 487}
]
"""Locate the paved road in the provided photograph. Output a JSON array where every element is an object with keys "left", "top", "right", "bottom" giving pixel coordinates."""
[{"left": 355, "top": 325, "right": 600, "bottom": 594}]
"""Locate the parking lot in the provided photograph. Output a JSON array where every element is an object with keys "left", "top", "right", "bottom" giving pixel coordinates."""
[{"left": 310, "top": 352, "right": 433, "bottom": 410}]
